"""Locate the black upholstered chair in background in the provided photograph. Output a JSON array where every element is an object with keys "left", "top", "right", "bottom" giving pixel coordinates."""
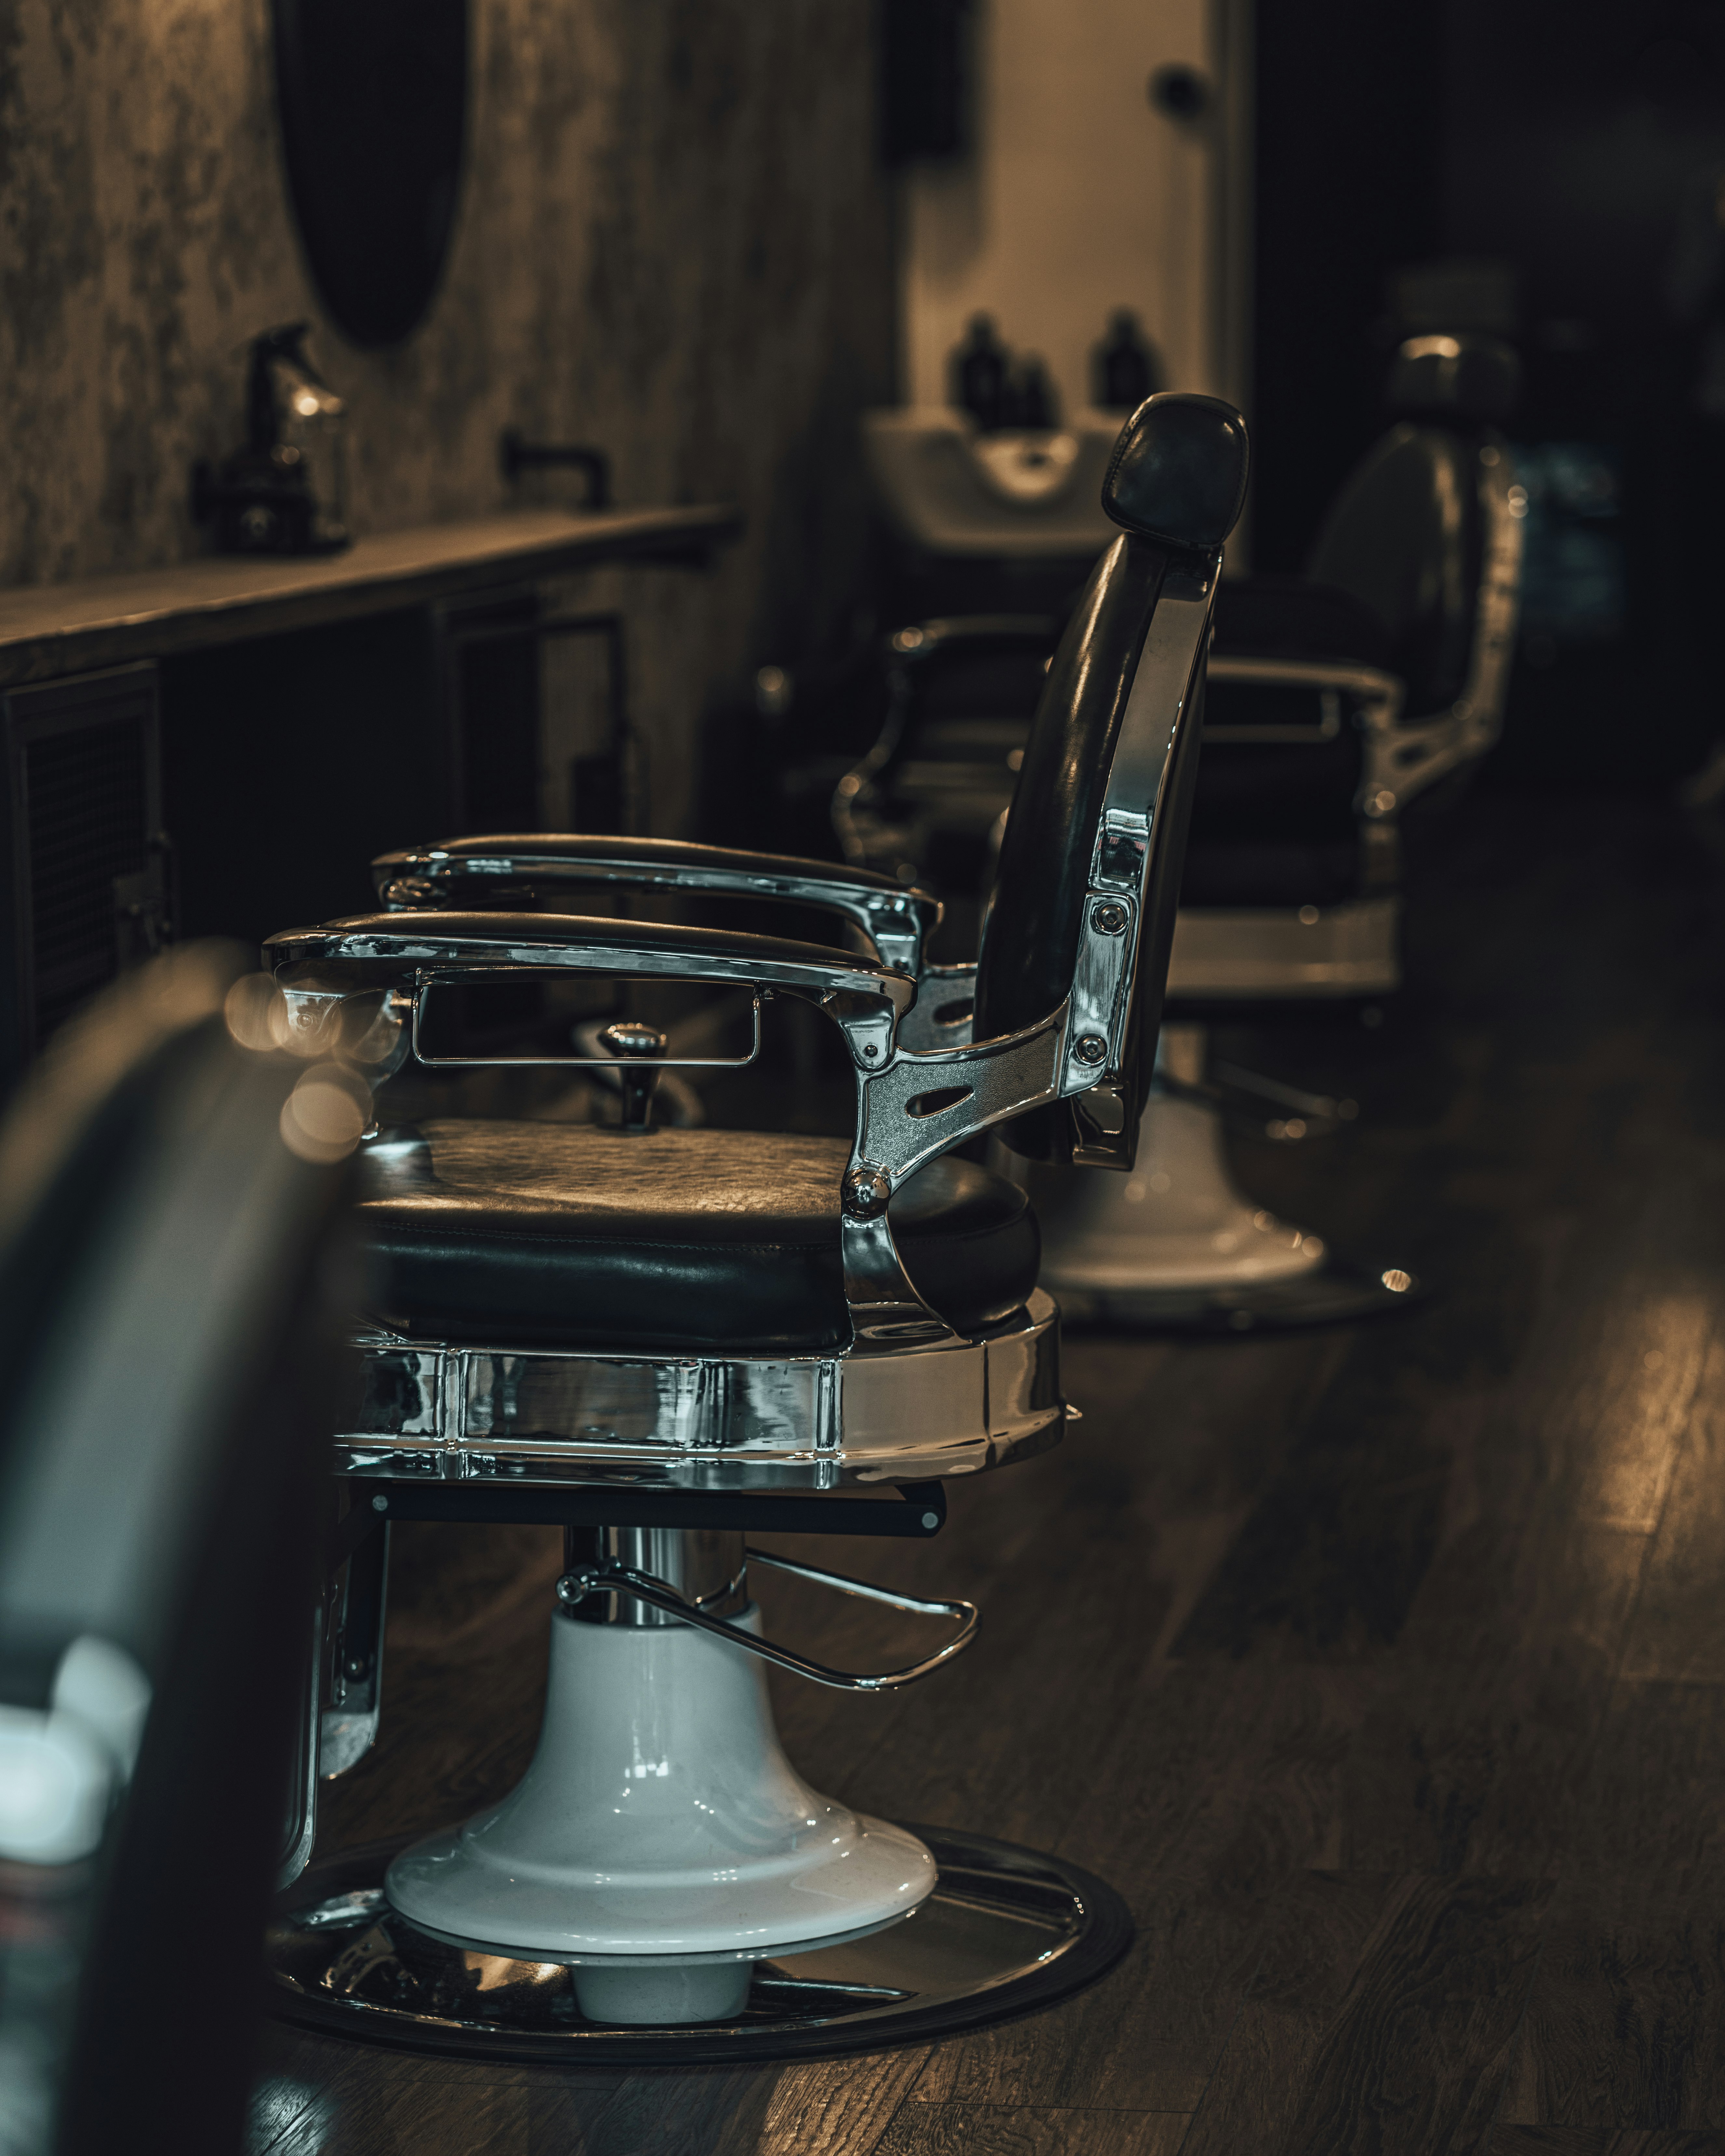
[
  {"left": 259, "top": 393, "right": 1249, "bottom": 2061},
  {"left": 0, "top": 949, "right": 351, "bottom": 2156},
  {"left": 1020, "top": 333, "right": 1526, "bottom": 1328}
]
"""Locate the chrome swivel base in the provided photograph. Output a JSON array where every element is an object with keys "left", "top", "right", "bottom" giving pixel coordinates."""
[
  {"left": 270, "top": 1527, "right": 1130, "bottom": 2058},
  {"left": 1010, "top": 1031, "right": 1417, "bottom": 1336},
  {"left": 267, "top": 1827, "right": 1132, "bottom": 2063}
]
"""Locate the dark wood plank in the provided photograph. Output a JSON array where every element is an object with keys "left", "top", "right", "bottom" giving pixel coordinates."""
[
  {"left": 1147, "top": 1870, "right": 1407, "bottom": 2155},
  {"left": 1182, "top": 1872, "right": 1551, "bottom": 2155},
  {"left": 910, "top": 1662, "right": 1370, "bottom": 2112},
  {"left": 250, "top": 2033, "right": 548, "bottom": 2153},
  {"left": 1555, "top": 1681, "right": 1725, "bottom": 1886},
  {"left": 871, "top": 2104, "right": 1188, "bottom": 2154},
  {"left": 745, "top": 2051, "right": 935, "bottom": 2155},
  {"left": 1503, "top": 1875, "right": 1725, "bottom": 2131},
  {"left": 1621, "top": 1341, "right": 1725, "bottom": 1684},
  {"left": 314, "top": 1521, "right": 565, "bottom": 1856},
  {"left": 1491, "top": 2131, "right": 1725, "bottom": 2152}
]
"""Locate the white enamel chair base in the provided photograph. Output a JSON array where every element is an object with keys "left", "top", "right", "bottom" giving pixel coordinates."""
[
  {"left": 383, "top": 1605, "right": 935, "bottom": 2023},
  {"left": 1026, "top": 1087, "right": 1327, "bottom": 1293},
  {"left": 1012, "top": 1087, "right": 1416, "bottom": 1334}
]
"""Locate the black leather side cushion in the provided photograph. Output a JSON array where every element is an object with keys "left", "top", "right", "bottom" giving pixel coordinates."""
[{"left": 357, "top": 1121, "right": 1040, "bottom": 1352}]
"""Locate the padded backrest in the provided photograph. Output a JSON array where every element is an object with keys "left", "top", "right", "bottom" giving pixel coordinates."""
[
  {"left": 975, "top": 393, "right": 1247, "bottom": 1161},
  {"left": 974, "top": 534, "right": 1170, "bottom": 1037},
  {"left": 974, "top": 394, "right": 1247, "bottom": 1044},
  {"left": 1307, "top": 425, "right": 1483, "bottom": 714},
  {"left": 1307, "top": 333, "right": 1516, "bottom": 715},
  {"left": 0, "top": 950, "right": 348, "bottom": 2156}
]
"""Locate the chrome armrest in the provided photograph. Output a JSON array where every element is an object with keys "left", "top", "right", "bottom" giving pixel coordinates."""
[
  {"left": 1205, "top": 654, "right": 1404, "bottom": 732},
  {"left": 267, "top": 908, "right": 913, "bottom": 1071},
  {"left": 372, "top": 835, "right": 941, "bottom": 977},
  {"left": 1206, "top": 426, "right": 1525, "bottom": 827},
  {"left": 264, "top": 909, "right": 1086, "bottom": 1355}
]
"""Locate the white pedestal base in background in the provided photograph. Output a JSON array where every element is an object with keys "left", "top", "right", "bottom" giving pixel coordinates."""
[
  {"left": 385, "top": 1604, "right": 934, "bottom": 2023},
  {"left": 1007, "top": 1026, "right": 1415, "bottom": 1333},
  {"left": 1030, "top": 1084, "right": 1325, "bottom": 1298}
]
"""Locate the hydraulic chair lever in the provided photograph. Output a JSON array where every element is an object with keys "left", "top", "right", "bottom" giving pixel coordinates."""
[
  {"left": 555, "top": 1548, "right": 979, "bottom": 1692},
  {"left": 595, "top": 1017, "right": 666, "bottom": 1132}
]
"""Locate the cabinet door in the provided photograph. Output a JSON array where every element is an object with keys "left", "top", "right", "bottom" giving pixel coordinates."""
[{"left": 2, "top": 662, "right": 167, "bottom": 1075}]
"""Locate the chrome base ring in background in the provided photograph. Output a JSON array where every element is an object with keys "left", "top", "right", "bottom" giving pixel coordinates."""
[
  {"left": 266, "top": 1826, "right": 1132, "bottom": 2064},
  {"left": 1051, "top": 1251, "right": 1421, "bottom": 1335}
]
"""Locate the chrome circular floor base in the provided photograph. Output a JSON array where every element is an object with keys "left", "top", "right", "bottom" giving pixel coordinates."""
[
  {"left": 267, "top": 1826, "right": 1132, "bottom": 2064},
  {"left": 1053, "top": 1252, "right": 1422, "bottom": 1335}
]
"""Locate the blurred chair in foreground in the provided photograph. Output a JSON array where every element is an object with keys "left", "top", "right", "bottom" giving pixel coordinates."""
[{"left": 0, "top": 949, "right": 353, "bottom": 2156}]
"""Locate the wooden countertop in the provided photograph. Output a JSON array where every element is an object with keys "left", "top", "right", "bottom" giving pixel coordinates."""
[{"left": 0, "top": 503, "right": 740, "bottom": 688}]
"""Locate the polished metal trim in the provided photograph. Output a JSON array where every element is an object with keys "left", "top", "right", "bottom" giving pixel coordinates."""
[
  {"left": 267, "top": 1826, "right": 1134, "bottom": 2063},
  {"left": 1060, "top": 556, "right": 1221, "bottom": 1161},
  {"left": 555, "top": 1550, "right": 978, "bottom": 1692},
  {"left": 374, "top": 843, "right": 941, "bottom": 977},
  {"left": 1350, "top": 438, "right": 1523, "bottom": 818},
  {"left": 895, "top": 963, "right": 976, "bottom": 1052},
  {"left": 337, "top": 1292, "right": 1063, "bottom": 1490},
  {"left": 274, "top": 927, "right": 912, "bottom": 1016}
]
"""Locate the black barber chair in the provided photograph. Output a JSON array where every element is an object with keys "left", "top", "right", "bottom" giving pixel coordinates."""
[
  {"left": 259, "top": 393, "right": 1249, "bottom": 2060},
  {"left": 832, "top": 615, "right": 1063, "bottom": 957},
  {"left": 0, "top": 949, "right": 351, "bottom": 2155},
  {"left": 1016, "top": 333, "right": 1525, "bottom": 1327}
]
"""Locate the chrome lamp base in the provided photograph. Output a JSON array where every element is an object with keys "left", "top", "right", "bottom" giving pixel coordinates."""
[{"left": 268, "top": 1827, "right": 1131, "bottom": 2063}]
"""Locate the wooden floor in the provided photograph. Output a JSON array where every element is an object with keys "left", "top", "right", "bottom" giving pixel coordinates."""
[{"left": 252, "top": 796, "right": 1725, "bottom": 2153}]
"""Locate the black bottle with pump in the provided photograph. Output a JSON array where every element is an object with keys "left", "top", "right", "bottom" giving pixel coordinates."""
[
  {"left": 951, "top": 314, "right": 1010, "bottom": 432},
  {"left": 1093, "top": 310, "right": 1163, "bottom": 413},
  {"left": 1006, "top": 356, "right": 1058, "bottom": 431}
]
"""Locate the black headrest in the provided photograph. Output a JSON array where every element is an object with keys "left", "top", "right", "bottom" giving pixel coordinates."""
[
  {"left": 1102, "top": 392, "right": 1250, "bottom": 551},
  {"left": 1386, "top": 334, "right": 1520, "bottom": 424}
]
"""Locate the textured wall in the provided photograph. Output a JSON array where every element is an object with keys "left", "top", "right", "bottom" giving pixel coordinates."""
[{"left": 0, "top": 0, "right": 893, "bottom": 828}]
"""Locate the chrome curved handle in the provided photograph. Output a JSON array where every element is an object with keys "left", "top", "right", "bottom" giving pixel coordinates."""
[{"left": 554, "top": 1547, "right": 978, "bottom": 1692}]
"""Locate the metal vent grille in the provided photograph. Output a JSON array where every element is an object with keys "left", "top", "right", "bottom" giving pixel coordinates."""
[
  {"left": 4, "top": 664, "right": 165, "bottom": 1065},
  {"left": 26, "top": 719, "right": 151, "bottom": 1043}
]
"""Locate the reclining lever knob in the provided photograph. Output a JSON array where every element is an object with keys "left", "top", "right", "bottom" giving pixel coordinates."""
[{"left": 596, "top": 1019, "right": 667, "bottom": 1134}]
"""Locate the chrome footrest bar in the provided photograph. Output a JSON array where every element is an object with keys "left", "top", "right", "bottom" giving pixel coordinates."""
[{"left": 554, "top": 1551, "right": 979, "bottom": 1692}]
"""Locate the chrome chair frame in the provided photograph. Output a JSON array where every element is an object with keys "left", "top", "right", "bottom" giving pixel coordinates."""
[{"left": 268, "top": 554, "right": 1221, "bottom": 1500}]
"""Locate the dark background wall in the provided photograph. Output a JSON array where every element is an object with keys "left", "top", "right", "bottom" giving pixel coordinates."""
[
  {"left": 0, "top": 0, "right": 896, "bottom": 834},
  {"left": 1251, "top": 0, "right": 1725, "bottom": 787},
  {"left": 1249, "top": 3, "right": 1444, "bottom": 579}
]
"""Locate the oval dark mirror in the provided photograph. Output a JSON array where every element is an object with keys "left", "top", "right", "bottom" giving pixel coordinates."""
[{"left": 273, "top": 0, "right": 468, "bottom": 349}]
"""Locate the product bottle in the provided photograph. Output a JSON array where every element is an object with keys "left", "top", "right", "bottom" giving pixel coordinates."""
[
  {"left": 1093, "top": 310, "right": 1162, "bottom": 413},
  {"left": 951, "top": 314, "right": 1010, "bottom": 432}
]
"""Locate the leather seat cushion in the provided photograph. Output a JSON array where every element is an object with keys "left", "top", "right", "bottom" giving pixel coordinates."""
[
  {"left": 1211, "top": 574, "right": 1391, "bottom": 667},
  {"left": 357, "top": 1121, "right": 1040, "bottom": 1352}
]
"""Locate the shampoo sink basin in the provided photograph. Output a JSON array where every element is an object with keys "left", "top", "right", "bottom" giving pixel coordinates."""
[{"left": 864, "top": 408, "right": 1121, "bottom": 557}]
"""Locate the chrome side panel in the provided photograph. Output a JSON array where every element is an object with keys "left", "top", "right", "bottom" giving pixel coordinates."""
[{"left": 334, "top": 1293, "right": 1065, "bottom": 1491}]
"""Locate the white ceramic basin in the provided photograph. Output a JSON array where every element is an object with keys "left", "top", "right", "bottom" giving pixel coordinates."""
[{"left": 863, "top": 407, "right": 1122, "bottom": 556}]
